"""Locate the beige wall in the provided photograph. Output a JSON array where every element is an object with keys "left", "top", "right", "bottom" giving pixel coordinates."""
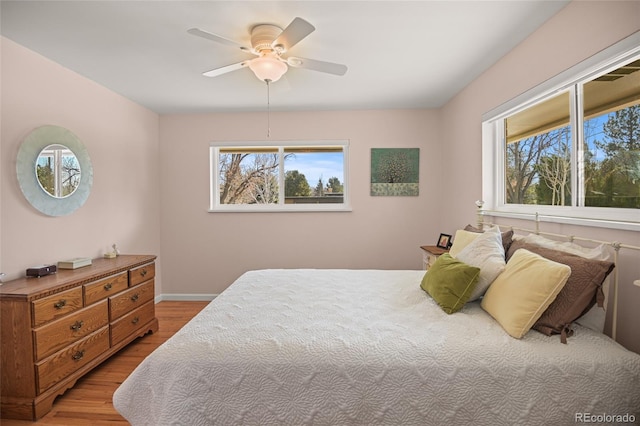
[
  {"left": 2, "top": 0, "right": 639, "bottom": 351},
  {"left": 0, "top": 37, "right": 162, "bottom": 288},
  {"left": 439, "top": 1, "right": 640, "bottom": 352},
  {"left": 159, "top": 109, "right": 441, "bottom": 295}
]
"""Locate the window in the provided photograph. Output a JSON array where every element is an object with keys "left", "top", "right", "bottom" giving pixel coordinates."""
[
  {"left": 482, "top": 33, "right": 640, "bottom": 229},
  {"left": 36, "top": 144, "right": 81, "bottom": 198},
  {"left": 210, "top": 140, "right": 349, "bottom": 212}
]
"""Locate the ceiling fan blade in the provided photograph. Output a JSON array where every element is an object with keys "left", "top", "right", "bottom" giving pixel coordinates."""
[
  {"left": 272, "top": 17, "right": 315, "bottom": 52},
  {"left": 286, "top": 57, "right": 348, "bottom": 76},
  {"left": 188, "top": 28, "right": 252, "bottom": 53},
  {"left": 202, "top": 61, "right": 250, "bottom": 78}
]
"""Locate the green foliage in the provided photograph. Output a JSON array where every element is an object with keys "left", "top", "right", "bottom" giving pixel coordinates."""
[
  {"left": 507, "top": 104, "right": 639, "bottom": 209},
  {"left": 37, "top": 163, "right": 54, "bottom": 194},
  {"left": 285, "top": 170, "right": 312, "bottom": 197},
  {"left": 326, "top": 177, "right": 343, "bottom": 193},
  {"left": 314, "top": 177, "right": 324, "bottom": 197},
  {"left": 587, "top": 105, "right": 640, "bottom": 208}
]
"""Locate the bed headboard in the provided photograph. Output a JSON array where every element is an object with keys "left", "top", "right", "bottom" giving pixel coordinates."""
[{"left": 474, "top": 201, "right": 640, "bottom": 342}]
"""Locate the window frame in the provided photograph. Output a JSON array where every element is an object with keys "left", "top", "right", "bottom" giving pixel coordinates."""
[
  {"left": 482, "top": 32, "right": 640, "bottom": 231},
  {"left": 209, "top": 139, "right": 351, "bottom": 212}
]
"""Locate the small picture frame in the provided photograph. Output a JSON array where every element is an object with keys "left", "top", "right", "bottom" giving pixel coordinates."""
[{"left": 437, "top": 233, "right": 452, "bottom": 249}]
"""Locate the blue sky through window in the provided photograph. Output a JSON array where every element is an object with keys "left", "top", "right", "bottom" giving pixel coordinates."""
[
  {"left": 285, "top": 152, "right": 344, "bottom": 187},
  {"left": 585, "top": 114, "right": 610, "bottom": 162}
]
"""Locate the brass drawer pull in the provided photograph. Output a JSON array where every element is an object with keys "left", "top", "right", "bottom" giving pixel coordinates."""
[
  {"left": 140, "top": 269, "right": 147, "bottom": 277},
  {"left": 131, "top": 316, "right": 140, "bottom": 325},
  {"left": 131, "top": 293, "right": 139, "bottom": 302},
  {"left": 54, "top": 300, "right": 67, "bottom": 309},
  {"left": 72, "top": 350, "right": 85, "bottom": 361},
  {"left": 104, "top": 283, "right": 113, "bottom": 291},
  {"left": 70, "top": 320, "right": 84, "bottom": 331}
]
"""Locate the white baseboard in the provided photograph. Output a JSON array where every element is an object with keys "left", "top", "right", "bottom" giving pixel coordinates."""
[{"left": 155, "top": 294, "right": 217, "bottom": 303}]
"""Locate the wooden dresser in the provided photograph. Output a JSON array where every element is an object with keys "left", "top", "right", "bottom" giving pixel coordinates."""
[{"left": 0, "top": 254, "right": 158, "bottom": 420}]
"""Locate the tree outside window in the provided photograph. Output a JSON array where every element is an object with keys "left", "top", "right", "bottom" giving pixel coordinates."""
[{"left": 503, "top": 58, "right": 639, "bottom": 210}]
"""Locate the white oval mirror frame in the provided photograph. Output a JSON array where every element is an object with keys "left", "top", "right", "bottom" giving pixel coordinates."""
[{"left": 17, "top": 125, "right": 93, "bottom": 216}]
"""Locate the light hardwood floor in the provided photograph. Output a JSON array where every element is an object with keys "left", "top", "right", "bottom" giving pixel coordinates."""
[{"left": 1, "top": 301, "right": 209, "bottom": 426}]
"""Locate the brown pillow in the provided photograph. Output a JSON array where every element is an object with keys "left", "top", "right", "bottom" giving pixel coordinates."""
[
  {"left": 506, "top": 240, "right": 615, "bottom": 342},
  {"left": 464, "top": 224, "right": 514, "bottom": 253}
]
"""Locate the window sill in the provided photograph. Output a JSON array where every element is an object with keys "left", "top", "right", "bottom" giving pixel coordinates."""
[
  {"left": 482, "top": 208, "right": 640, "bottom": 232},
  {"left": 208, "top": 205, "right": 353, "bottom": 213}
]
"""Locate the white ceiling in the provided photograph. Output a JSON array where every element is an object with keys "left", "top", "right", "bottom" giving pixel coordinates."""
[{"left": 1, "top": 1, "right": 569, "bottom": 114}]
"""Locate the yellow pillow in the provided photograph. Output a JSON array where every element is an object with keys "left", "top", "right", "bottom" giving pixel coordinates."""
[
  {"left": 448, "top": 230, "right": 481, "bottom": 258},
  {"left": 481, "top": 249, "right": 571, "bottom": 339}
]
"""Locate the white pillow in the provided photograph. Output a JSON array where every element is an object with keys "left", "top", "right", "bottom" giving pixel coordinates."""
[
  {"left": 455, "top": 226, "right": 506, "bottom": 301},
  {"left": 575, "top": 305, "right": 606, "bottom": 332},
  {"left": 521, "top": 234, "right": 610, "bottom": 261},
  {"left": 448, "top": 230, "right": 481, "bottom": 258}
]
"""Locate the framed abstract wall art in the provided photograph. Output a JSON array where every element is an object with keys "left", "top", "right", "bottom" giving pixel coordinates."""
[{"left": 370, "top": 148, "right": 419, "bottom": 196}]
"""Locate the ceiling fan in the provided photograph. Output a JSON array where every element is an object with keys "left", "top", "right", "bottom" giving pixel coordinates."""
[{"left": 188, "top": 17, "right": 348, "bottom": 83}]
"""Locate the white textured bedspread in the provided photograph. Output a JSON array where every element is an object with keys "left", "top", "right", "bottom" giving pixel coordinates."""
[{"left": 114, "top": 269, "right": 640, "bottom": 425}]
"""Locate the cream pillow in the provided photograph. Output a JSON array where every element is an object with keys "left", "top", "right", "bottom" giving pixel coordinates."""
[
  {"left": 455, "top": 226, "right": 506, "bottom": 301},
  {"left": 481, "top": 249, "right": 571, "bottom": 339},
  {"left": 449, "top": 230, "right": 480, "bottom": 258}
]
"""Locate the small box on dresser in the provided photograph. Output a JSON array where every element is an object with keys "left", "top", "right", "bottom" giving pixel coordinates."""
[{"left": 0, "top": 254, "right": 158, "bottom": 421}]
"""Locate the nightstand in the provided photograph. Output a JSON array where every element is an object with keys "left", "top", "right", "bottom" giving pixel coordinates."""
[{"left": 420, "top": 245, "right": 449, "bottom": 270}]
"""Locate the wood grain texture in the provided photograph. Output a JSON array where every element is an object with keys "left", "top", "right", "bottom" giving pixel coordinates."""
[
  {"left": 34, "top": 300, "right": 109, "bottom": 360},
  {"left": 0, "top": 255, "right": 157, "bottom": 300},
  {"left": 33, "top": 287, "right": 84, "bottom": 327},
  {"left": 83, "top": 273, "right": 128, "bottom": 306},
  {"left": 109, "top": 281, "right": 154, "bottom": 321},
  {"left": 128, "top": 263, "right": 155, "bottom": 287},
  {"left": 1, "top": 256, "right": 159, "bottom": 420},
  {"left": 109, "top": 301, "right": 155, "bottom": 346},
  {"left": 1, "top": 301, "right": 209, "bottom": 425}
]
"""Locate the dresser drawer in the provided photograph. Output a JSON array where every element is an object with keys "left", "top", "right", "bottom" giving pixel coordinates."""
[
  {"left": 110, "top": 300, "right": 155, "bottom": 346},
  {"left": 84, "top": 272, "right": 128, "bottom": 305},
  {"left": 129, "top": 262, "right": 155, "bottom": 287},
  {"left": 33, "top": 300, "right": 109, "bottom": 361},
  {"left": 109, "top": 280, "right": 154, "bottom": 321},
  {"left": 36, "top": 326, "right": 110, "bottom": 394},
  {"left": 32, "top": 287, "right": 83, "bottom": 327}
]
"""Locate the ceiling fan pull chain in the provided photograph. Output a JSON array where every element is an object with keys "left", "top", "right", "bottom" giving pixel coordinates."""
[{"left": 266, "top": 79, "right": 271, "bottom": 139}]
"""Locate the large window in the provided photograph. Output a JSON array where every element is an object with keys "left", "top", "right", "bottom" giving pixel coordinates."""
[
  {"left": 210, "top": 140, "right": 349, "bottom": 212},
  {"left": 482, "top": 33, "right": 640, "bottom": 229}
]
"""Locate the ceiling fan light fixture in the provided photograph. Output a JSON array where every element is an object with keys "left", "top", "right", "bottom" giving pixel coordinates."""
[
  {"left": 249, "top": 53, "right": 288, "bottom": 82},
  {"left": 189, "top": 17, "right": 348, "bottom": 81}
]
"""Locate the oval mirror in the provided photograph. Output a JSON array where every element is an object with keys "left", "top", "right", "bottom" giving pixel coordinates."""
[
  {"left": 35, "top": 144, "right": 81, "bottom": 198},
  {"left": 17, "top": 125, "right": 93, "bottom": 216}
]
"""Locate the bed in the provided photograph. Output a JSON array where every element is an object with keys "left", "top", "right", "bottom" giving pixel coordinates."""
[{"left": 114, "top": 265, "right": 640, "bottom": 425}]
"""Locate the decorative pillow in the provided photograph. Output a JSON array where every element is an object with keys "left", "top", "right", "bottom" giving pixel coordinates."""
[
  {"left": 464, "top": 224, "right": 515, "bottom": 253},
  {"left": 506, "top": 240, "right": 615, "bottom": 341},
  {"left": 517, "top": 234, "right": 611, "bottom": 331},
  {"left": 420, "top": 254, "right": 480, "bottom": 314},
  {"left": 448, "top": 230, "right": 481, "bottom": 258},
  {"left": 455, "top": 226, "right": 506, "bottom": 301},
  {"left": 481, "top": 249, "right": 571, "bottom": 339},
  {"left": 520, "top": 233, "right": 610, "bottom": 261}
]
